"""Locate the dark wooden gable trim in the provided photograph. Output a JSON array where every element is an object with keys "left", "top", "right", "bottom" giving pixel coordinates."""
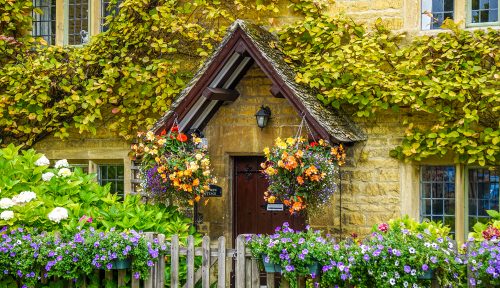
[{"left": 159, "top": 27, "right": 333, "bottom": 142}]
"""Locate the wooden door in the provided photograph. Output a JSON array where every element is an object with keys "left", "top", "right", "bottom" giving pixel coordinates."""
[{"left": 233, "top": 156, "right": 305, "bottom": 238}]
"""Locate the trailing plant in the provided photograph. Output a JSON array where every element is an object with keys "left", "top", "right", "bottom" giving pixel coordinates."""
[
  {"left": 261, "top": 137, "right": 345, "bottom": 214},
  {"left": 0, "top": 0, "right": 280, "bottom": 147},
  {"left": 131, "top": 125, "right": 214, "bottom": 206},
  {"left": 279, "top": 3, "right": 499, "bottom": 165}
]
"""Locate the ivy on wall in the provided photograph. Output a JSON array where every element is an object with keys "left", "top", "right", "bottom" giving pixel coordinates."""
[
  {"left": 0, "top": 0, "right": 498, "bottom": 165},
  {"left": 0, "top": 0, "right": 279, "bottom": 147},
  {"left": 279, "top": 1, "right": 499, "bottom": 165}
]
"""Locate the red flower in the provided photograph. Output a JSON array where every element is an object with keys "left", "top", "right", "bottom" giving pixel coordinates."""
[
  {"left": 378, "top": 223, "right": 389, "bottom": 233},
  {"left": 176, "top": 133, "right": 188, "bottom": 142},
  {"left": 171, "top": 125, "right": 179, "bottom": 133},
  {"left": 160, "top": 129, "right": 167, "bottom": 136},
  {"left": 309, "top": 142, "right": 318, "bottom": 147}
]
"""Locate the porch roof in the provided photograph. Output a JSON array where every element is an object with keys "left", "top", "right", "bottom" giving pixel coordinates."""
[{"left": 152, "top": 20, "right": 367, "bottom": 143}]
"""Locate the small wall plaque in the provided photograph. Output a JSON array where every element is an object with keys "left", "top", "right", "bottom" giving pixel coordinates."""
[
  {"left": 266, "top": 203, "right": 284, "bottom": 211},
  {"left": 204, "top": 185, "right": 222, "bottom": 197}
]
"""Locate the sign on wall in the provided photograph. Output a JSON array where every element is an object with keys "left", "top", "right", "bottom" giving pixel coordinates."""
[{"left": 205, "top": 184, "right": 222, "bottom": 197}]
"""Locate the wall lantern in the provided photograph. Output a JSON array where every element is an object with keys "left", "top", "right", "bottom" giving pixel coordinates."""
[{"left": 255, "top": 106, "right": 271, "bottom": 129}]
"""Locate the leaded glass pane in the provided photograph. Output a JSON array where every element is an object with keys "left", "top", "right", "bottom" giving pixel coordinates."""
[
  {"left": 68, "top": 0, "right": 89, "bottom": 45},
  {"left": 32, "top": 0, "right": 56, "bottom": 45},
  {"left": 421, "top": 0, "right": 454, "bottom": 30},
  {"left": 471, "top": 0, "right": 499, "bottom": 23},
  {"left": 468, "top": 167, "right": 500, "bottom": 231},
  {"left": 98, "top": 164, "right": 125, "bottom": 199},
  {"left": 421, "top": 166, "right": 456, "bottom": 233}
]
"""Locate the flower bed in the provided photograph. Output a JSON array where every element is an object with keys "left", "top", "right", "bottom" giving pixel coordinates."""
[
  {"left": 0, "top": 227, "right": 165, "bottom": 287},
  {"left": 248, "top": 218, "right": 467, "bottom": 288}
]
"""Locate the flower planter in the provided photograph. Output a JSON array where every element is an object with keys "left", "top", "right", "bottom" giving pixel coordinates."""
[
  {"left": 101, "top": 259, "right": 132, "bottom": 270},
  {"left": 308, "top": 262, "right": 320, "bottom": 275},
  {"left": 418, "top": 269, "right": 434, "bottom": 280},
  {"left": 262, "top": 259, "right": 282, "bottom": 273}
]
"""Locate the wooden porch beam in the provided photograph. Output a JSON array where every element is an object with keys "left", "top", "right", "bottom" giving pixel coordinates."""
[
  {"left": 270, "top": 84, "right": 284, "bottom": 98},
  {"left": 202, "top": 87, "right": 240, "bottom": 101}
]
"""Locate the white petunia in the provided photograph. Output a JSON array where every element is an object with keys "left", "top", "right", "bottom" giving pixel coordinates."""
[
  {"left": 58, "top": 168, "right": 72, "bottom": 177},
  {"left": 48, "top": 207, "right": 68, "bottom": 223},
  {"left": 42, "top": 172, "right": 55, "bottom": 181},
  {"left": 0, "top": 211, "right": 14, "bottom": 221},
  {"left": 54, "top": 159, "right": 69, "bottom": 169},
  {"left": 12, "top": 191, "right": 36, "bottom": 204},
  {"left": 35, "top": 155, "right": 50, "bottom": 166},
  {"left": 0, "top": 198, "right": 14, "bottom": 209}
]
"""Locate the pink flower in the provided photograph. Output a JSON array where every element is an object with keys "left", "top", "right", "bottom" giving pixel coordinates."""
[{"left": 378, "top": 223, "right": 389, "bottom": 233}]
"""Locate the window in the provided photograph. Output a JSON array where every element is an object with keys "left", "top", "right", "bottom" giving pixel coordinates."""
[
  {"left": 32, "top": 0, "right": 56, "bottom": 44},
  {"left": 469, "top": 0, "right": 499, "bottom": 25},
  {"left": 467, "top": 167, "right": 500, "bottom": 231},
  {"left": 67, "top": 0, "right": 90, "bottom": 45},
  {"left": 421, "top": 0, "right": 455, "bottom": 30},
  {"left": 420, "top": 166, "right": 456, "bottom": 233},
  {"left": 100, "top": 0, "right": 121, "bottom": 32},
  {"left": 420, "top": 165, "right": 500, "bottom": 238},
  {"left": 97, "top": 164, "right": 125, "bottom": 198}
]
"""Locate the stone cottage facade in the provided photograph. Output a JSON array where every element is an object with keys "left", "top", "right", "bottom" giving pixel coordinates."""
[{"left": 34, "top": 0, "right": 499, "bottom": 245}]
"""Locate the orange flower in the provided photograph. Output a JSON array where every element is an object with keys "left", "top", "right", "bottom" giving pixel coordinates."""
[
  {"left": 304, "top": 165, "right": 318, "bottom": 176},
  {"left": 284, "top": 156, "right": 298, "bottom": 171},
  {"left": 296, "top": 175, "right": 304, "bottom": 185},
  {"left": 194, "top": 195, "right": 201, "bottom": 202},
  {"left": 160, "top": 129, "right": 167, "bottom": 136},
  {"left": 176, "top": 133, "right": 187, "bottom": 142},
  {"left": 193, "top": 178, "right": 200, "bottom": 186},
  {"left": 171, "top": 125, "right": 179, "bottom": 133}
]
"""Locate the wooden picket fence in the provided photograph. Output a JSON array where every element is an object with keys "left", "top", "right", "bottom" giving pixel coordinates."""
[{"left": 168, "top": 234, "right": 285, "bottom": 288}]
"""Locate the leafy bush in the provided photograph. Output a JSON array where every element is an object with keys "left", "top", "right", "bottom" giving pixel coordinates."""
[{"left": 0, "top": 144, "right": 201, "bottom": 287}]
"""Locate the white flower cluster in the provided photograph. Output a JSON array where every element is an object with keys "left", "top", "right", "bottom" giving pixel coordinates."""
[
  {"left": 0, "top": 198, "right": 14, "bottom": 209},
  {"left": 42, "top": 172, "right": 55, "bottom": 181},
  {"left": 54, "top": 159, "right": 69, "bottom": 169},
  {"left": 48, "top": 207, "right": 68, "bottom": 223},
  {"left": 0, "top": 211, "right": 14, "bottom": 221},
  {"left": 35, "top": 155, "right": 50, "bottom": 166},
  {"left": 12, "top": 191, "right": 37, "bottom": 204},
  {"left": 58, "top": 168, "right": 72, "bottom": 177}
]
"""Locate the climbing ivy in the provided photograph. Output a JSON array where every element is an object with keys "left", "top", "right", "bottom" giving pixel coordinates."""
[
  {"left": 1, "top": 0, "right": 498, "bottom": 166},
  {"left": 0, "top": 0, "right": 279, "bottom": 147},
  {"left": 278, "top": 1, "right": 499, "bottom": 165}
]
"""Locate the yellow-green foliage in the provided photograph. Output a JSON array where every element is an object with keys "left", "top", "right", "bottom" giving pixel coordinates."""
[
  {"left": 279, "top": 2, "right": 499, "bottom": 165},
  {"left": 0, "top": 0, "right": 279, "bottom": 147}
]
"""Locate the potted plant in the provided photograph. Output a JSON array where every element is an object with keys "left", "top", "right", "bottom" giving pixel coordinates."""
[
  {"left": 261, "top": 137, "right": 345, "bottom": 214},
  {"left": 131, "top": 126, "right": 214, "bottom": 206},
  {"left": 247, "top": 223, "right": 331, "bottom": 287}
]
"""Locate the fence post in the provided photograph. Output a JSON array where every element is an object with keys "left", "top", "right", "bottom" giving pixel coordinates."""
[
  {"left": 171, "top": 235, "right": 179, "bottom": 288},
  {"left": 266, "top": 273, "right": 275, "bottom": 288},
  {"left": 144, "top": 233, "right": 154, "bottom": 288},
  {"left": 217, "top": 236, "right": 226, "bottom": 288},
  {"left": 157, "top": 234, "right": 166, "bottom": 288},
  {"left": 251, "top": 258, "right": 259, "bottom": 288},
  {"left": 236, "top": 235, "right": 246, "bottom": 287},
  {"left": 202, "top": 235, "right": 211, "bottom": 288},
  {"left": 186, "top": 235, "right": 195, "bottom": 288},
  {"left": 117, "top": 270, "right": 126, "bottom": 287}
]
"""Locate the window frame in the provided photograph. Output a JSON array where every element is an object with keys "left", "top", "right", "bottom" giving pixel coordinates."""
[
  {"left": 96, "top": 162, "right": 125, "bottom": 198},
  {"left": 466, "top": 0, "right": 500, "bottom": 27}
]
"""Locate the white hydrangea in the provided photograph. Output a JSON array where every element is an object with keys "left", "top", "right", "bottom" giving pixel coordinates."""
[
  {"left": 48, "top": 207, "right": 68, "bottom": 223},
  {"left": 0, "top": 198, "right": 15, "bottom": 209},
  {"left": 12, "top": 191, "right": 37, "bottom": 204},
  {"left": 0, "top": 211, "right": 14, "bottom": 221},
  {"left": 35, "top": 155, "right": 50, "bottom": 166},
  {"left": 54, "top": 159, "right": 69, "bottom": 169},
  {"left": 58, "top": 168, "right": 72, "bottom": 177},
  {"left": 42, "top": 172, "right": 55, "bottom": 181}
]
